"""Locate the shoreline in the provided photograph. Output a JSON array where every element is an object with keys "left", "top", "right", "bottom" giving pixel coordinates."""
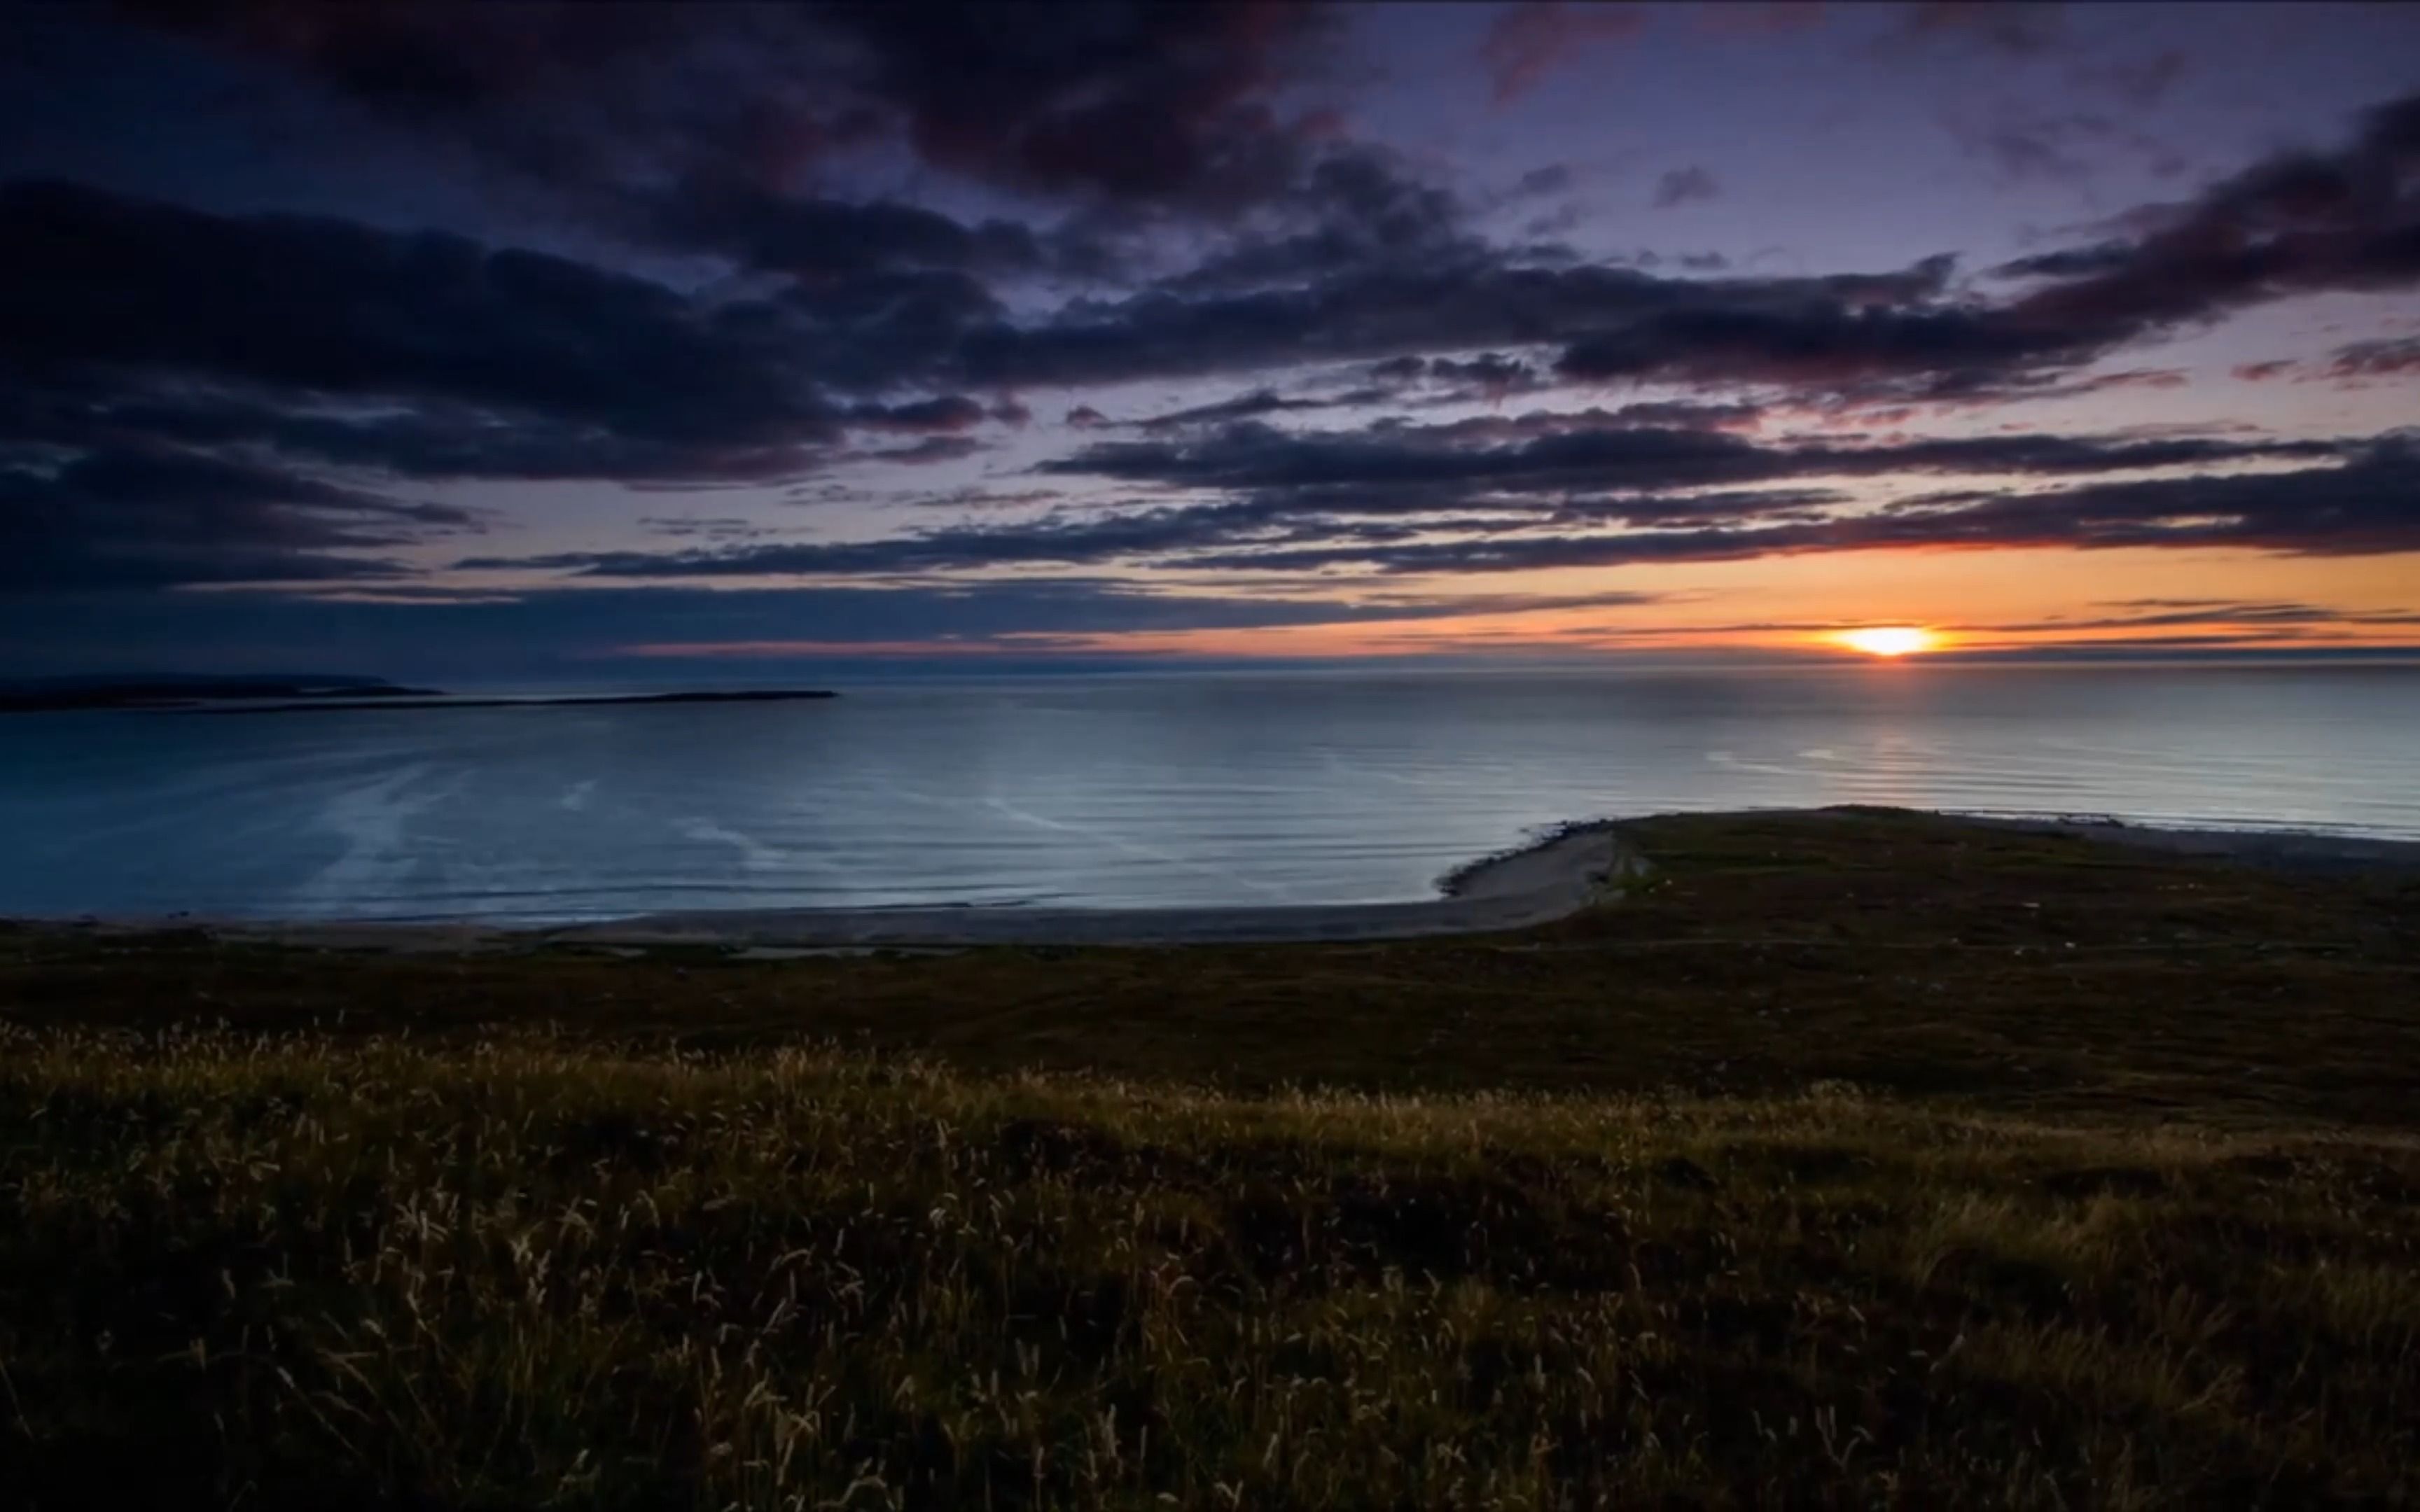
[
  {"left": 19, "top": 807, "right": 2420, "bottom": 953},
  {"left": 34, "top": 821, "right": 1640, "bottom": 953},
  {"left": 539, "top": 820, "right": 1640, "bottom": 951}
]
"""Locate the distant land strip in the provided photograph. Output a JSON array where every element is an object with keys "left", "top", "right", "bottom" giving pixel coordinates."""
[
  {"left": 202, "top": 690, "right": 840, "bottom": 715},
  {"left": 0, "top": 676, "right": 841, "bottom": 714}
]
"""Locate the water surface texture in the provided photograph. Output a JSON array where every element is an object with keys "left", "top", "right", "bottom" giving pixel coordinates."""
[{"left": 4, "top": 665, "right": 2414, "bottom": 921}]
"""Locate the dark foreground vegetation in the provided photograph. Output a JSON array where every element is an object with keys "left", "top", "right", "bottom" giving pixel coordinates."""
[{"left": 3, "top": 811, "right": 2416, "bottom": 1508}]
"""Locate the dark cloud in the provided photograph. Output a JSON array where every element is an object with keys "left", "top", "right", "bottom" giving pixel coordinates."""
[
  {"left": 1546, "top": 91, "right": 2420, "bottom": 402},
  {"left": 17, "top": 390, "right": 841, "bottom": 486},
  {"left": 468, "top": 506, "right": 1284, "bottom": 579},
  {"left": 905, "top": 488, "right": 1063, "bottom": 512},
  {"left": 768, "top": 266, "right": 1010, "bottom": 393},
  {"left": 118, "top": 0, "right": 1342, "bottom": 213},
  {"left": 1346, "top": 352, "right": 1555, "bottom": 408},
  {"left": 107, "top": 1, "right": 844, "bottom": 196},
  {"left": 1428, "top": 354, "right": 1541, "bottom": 398},
  {"left": 849, "top": 435, "right": 988, "bottom": 466},
  {"left": 23, "top": 85, "right": 2414, "bottom": 523},
  {"left": 48, "top": 14, "right": 2420, "bottom": 431},
  {"left": 1652, "top": 167, "right": 1720, "bottom": 209},
  {"left": 956, "top": 252, "right": 1963, "bottom": 393},
  {"left": 1148, "top": 144, "right": 1475, "bottom": 299},
  {"left": 1044, "top": 416, "right": 2351, "bottom": 504},
  {"left": 1043, "top": 419, "right": 1779, "bottom": 498},
  {"left": 2325, "top": 336, "right": 2420, "bottom": 379},
  {"left": 13, "top": 34, "right": 2420, "bottom": 626},
  {"left": 1884, "top": 365, "right": 2188, "bottom": 414},
  {"left": 1552, "top": 296, "right": 2165, "bottom": 407},
  {"left": 641, "top": 517, "right": 781, "bottom": 542},
  {"left": 0, "top": 179, "right": 837, "bottom": 462},
  {"left": 1994, "top": 92, "right": 2420, "bottom": 336},
  {"left": 1587, "top": 399, "right": 1761, "bottom": 428},
  {"left": 814, "top": 1, "right": 1338, "bottom": 206},
  {"left": 1175, "top": 438, "right": 2420, "bottom": 575},
  {"left": 464, "top": 489, "right": 1615, "bottom": 580},
  {"left": 844, "top": 395, "right": 988, "bottom": 433},
  {"left": 1133, "top": 388, "right": 1340, "bottom": 432},
  {"left": 629, "top": 183, "right": 1050, "bottom": 280},
  {"left": 0, "top": 176, "right": 1057, "bottom": 530},
  {"left": 1971, "top": 598, "right": 2420, "bottom": 634},
  {"left": 1875, "top": 438, "right": 2420, "bottom": 557},
  {"left": 0, "top": 175, "right": 1059, "bottom": 587},
  {"left": 1990, "top": 243, "right": 2135, "bottom": 279},
  {"left": 1512, "top": 164, "right": 1576, "bottom": 197},
  {"left": 1542, "top": 249, "right": 2176, "bottom": 400},
  {"left": 466, "top": 421, "right": 2384, "bottom": 583},
  {"left": 90, "top": 0, "right": 1437, "bottom": 351},
  {"left": 2224, "top": 338, "right": 2420, "bottom": 386},
  {"left": 0, "top": 444, "right": 475, "bottom": 589}
]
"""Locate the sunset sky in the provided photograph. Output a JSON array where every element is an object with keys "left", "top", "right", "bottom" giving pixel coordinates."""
[{"left": 6, "top": 1, "right": 2419, "bottom": 680}]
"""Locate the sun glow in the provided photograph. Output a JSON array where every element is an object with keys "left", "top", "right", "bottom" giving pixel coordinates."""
[{"left": 1834, "top": 626, "right": 1938, "bottom": 657}]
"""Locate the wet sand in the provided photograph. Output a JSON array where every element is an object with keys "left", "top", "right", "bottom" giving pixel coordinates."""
[
  {"left": 74, "top": 821, "right": 1634, "bottom": 953},
  {"left": 532, "top": 822, "right": 1639, "bottom": 949}
]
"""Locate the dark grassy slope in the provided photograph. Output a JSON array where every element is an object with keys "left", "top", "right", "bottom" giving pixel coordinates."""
[{"left": 2, "top": 811, "right": 2417, "bottom": 1509}]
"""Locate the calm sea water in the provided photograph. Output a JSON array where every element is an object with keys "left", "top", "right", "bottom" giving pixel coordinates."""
[{"left": 4, "top": 664, "right": 2414, "bottom": 922}]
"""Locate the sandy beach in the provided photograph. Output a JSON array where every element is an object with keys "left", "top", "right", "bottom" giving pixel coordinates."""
[{"left": 161, "top": 820, "right": 1636, "bottom": 953}]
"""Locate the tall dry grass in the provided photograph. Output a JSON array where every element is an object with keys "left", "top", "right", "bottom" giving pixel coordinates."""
[{"left": 4, "top": 1025, "right": 2416, "bottom": 1508}]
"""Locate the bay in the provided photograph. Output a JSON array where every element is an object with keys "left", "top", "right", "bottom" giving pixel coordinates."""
[{"left": 3, "top": 662, "right": 2413, "bottom": 921}]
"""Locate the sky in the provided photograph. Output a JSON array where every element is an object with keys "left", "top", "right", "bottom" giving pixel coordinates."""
[{"left": 4, "top": 0, "right": 2418, "bottom": 682}]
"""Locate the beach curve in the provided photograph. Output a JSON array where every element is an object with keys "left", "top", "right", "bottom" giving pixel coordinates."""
[
  {"left": 89, "top": 821, "right": 1632, "bottom": 953},
  {"left": 534, "top": 820, "right": 1639, "bottom": 950}
]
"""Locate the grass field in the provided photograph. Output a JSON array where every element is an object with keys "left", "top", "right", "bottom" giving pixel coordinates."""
[{"left": 3, "top": 811, "right": 2416, "bottom": 1508}]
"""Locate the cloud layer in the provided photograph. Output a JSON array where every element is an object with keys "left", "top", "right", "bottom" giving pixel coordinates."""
[{"left": 1, "top": 3, "right": 2416, "bottom": 665}]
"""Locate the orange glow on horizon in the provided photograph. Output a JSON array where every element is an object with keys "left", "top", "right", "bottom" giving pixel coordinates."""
[
  {"left": 1831, "top": 626, "right": 1940, "bottom": 657},
  {"left": 608, "top": 546, "right": 2420, "bottom": 663}
]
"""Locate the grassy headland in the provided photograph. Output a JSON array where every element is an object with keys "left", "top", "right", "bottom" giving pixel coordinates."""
[{"left": 2, "top": 811, "right": 2416, "bottom": 1507}]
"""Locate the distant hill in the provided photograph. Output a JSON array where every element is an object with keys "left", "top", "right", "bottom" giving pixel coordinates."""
[{"left": 211, "top": 689, "right": 840, "bottom": 715}]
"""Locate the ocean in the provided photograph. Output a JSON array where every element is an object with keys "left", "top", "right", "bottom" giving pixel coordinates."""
[{"left": 4, "top": 663, "right": 2414, "bottom": 922}]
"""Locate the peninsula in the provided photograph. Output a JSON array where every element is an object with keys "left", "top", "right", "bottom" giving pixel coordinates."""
[{"left": 206, "top": 689, "right": 841, "bottom": 715}]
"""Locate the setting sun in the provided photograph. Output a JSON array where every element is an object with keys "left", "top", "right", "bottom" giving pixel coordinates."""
[{"left": 1834, "top": 626, "right": 1938, "bottom": 657}]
